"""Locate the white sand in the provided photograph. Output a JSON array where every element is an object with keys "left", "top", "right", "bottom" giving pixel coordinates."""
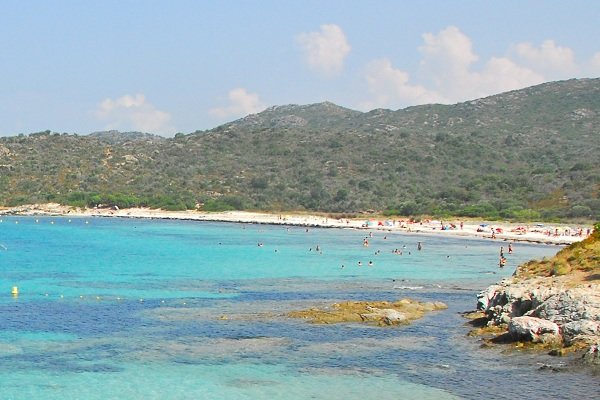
[{"left": 2, "top": 203, "right": 592, "bottom": 245}]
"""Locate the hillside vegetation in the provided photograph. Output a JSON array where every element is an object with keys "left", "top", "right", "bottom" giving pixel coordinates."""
[
  {"left": 516, "top": 222, "right": 600, "bottom": 281},
  {"left": 0, "top": 78, "right": 599, "bottom": 220}
]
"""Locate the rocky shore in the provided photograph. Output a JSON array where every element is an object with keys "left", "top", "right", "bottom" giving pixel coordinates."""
[{"left": 475, "top": 225, "right": 600, "bottom": 367}]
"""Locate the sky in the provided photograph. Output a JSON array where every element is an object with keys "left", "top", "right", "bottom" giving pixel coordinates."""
[{"left": 1, "top": 1, "right": 599, "bottom": 137}]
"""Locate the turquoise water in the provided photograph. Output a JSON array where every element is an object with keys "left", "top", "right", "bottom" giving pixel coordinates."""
[{"left": 0, "top": 217, "right": 595, "bottom": 399}]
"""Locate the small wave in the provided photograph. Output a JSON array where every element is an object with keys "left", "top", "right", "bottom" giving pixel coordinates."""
[{"left": 393, "top": 286, "right": 424, "bottom": 290}]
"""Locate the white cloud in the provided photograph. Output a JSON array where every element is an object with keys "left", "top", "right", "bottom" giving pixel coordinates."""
[
  {"left": 419, "top": 25, "right": 479, "bottom": 85},
  {"left": 296, "top": 24, "right": 351, "bottom": 77},
  {"left": 417, "top": 26, "right": 544, "bottom": 101},
  {"left": 209, "top": 88, "right": 266, "bottom": 119},
  {"left": 475, "top": 57, "right": 545, "bottom": 97},
  {"left": 588, "top": 52, "right": 600, "bottom": 74},
  {"left": 359, "top": 26, "right": 548, "bottom": 110},
  {"left": 359, "top": 58, "right": 448, "bottom": 110},
  {"left": 95, "top": 94, "right": 173, "bottom": 134},
  {"left": 512, "top": 40, "right": 578, "bottom": 77}
]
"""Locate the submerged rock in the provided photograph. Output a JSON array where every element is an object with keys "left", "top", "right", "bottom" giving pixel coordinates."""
[{"left": 288, "top": 299, "right": 447, "bottom": 326}]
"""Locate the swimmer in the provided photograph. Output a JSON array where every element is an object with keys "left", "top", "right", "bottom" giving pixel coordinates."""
[
  {"left": 368, "top": 261, "right": 373, "bottom": 267},
  {"left": 499, "top": 256, "right": 507, "bottom": 268},
  {"left": 358, "top": 261, "right": 363, "bottom": 267}
]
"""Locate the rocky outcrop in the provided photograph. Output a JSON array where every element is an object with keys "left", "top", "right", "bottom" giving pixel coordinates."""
[
  {"left": 477, "top": 276, "right": 600, "bottom": 355},
  {"left": 288, "top": 299, "right": 447, "bottom": 326},
  {"left": 508, "top": 316, "right": 560, "bottom": 343}
]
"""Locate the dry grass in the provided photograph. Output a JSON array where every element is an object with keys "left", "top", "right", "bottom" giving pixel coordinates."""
[{"left": 515, "top": 228, "right": 600, "bottom": 285}]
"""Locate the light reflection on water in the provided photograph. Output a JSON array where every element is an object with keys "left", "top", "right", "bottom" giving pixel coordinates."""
[{"left": 0, "top": 217, "right": 595, "bottom": 399}]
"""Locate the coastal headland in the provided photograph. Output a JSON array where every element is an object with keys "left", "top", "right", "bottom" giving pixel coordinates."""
[{"left": 474, "top": 224, "right": 600, "bottom": 368}]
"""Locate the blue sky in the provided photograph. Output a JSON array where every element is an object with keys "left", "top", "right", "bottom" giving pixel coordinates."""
[{"left": 1, "top": 1, "right": 599, "bottom": 136}]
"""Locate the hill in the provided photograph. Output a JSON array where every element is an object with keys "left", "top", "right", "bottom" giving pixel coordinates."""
[{"left": 0, "top": 78, "right": 599, "bottom": 219}]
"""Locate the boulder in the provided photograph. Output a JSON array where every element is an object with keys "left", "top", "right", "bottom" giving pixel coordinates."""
[
  {"left": 508, "top": 316, "right": 560, "bottom": 342},
  {"left": 562, "top": 320, "right": 600, "bottom": 346},
  {"left": 582, "top": 344, "right": 600, "bottom": 366},
  {"left": 533, "top": 287, "right": 600, "bottom": 325}
]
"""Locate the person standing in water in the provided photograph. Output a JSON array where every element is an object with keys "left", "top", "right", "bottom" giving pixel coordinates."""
[{"left": 417, "top": 242, "right": 422, "bottom": 251}]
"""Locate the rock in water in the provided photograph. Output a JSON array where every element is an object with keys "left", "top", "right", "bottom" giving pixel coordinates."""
[
  {"left": 582, "top": 343, "right": 600, "bottom": 365},
  {"left": 288, "top": 299, "right": 447, "bottom": 326}
]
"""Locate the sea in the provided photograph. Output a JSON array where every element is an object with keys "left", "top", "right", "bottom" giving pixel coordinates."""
[{"left": 0, "top": 216, "right": 597, "bottom": 399}]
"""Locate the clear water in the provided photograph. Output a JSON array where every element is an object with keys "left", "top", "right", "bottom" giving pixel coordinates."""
[{"left": 0, "top": 217, "right": 596, "bottom": 399}]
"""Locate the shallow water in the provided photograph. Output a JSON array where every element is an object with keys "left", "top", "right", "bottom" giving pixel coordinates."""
[{"left": 0, "top": 217, "right": 596, "bottom": 399}]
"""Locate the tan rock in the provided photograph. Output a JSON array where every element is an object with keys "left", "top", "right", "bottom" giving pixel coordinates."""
[{"left": 288, "top": 299, "right": 447, "bottom": 326}]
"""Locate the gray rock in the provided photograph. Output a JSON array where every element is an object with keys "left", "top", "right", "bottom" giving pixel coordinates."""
[
  {"left": 581, "top": 344, "right": 600, "bottom": 366},
  {"left": 478, "top": 278, "right": 600, "bottom": 347},
  {"left": 508, "top": 316, "right": 560, "bottom": 342},
  {"left": 562, "top": 320, "right": 600, "bottom": 345}
]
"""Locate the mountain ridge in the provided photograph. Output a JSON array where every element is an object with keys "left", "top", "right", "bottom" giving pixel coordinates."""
[{"left": 0, "top": 78, "right": 598, "bottom": 219}]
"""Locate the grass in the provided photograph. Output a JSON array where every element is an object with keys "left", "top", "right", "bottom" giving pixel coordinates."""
[{"left": 515, "top": 223, "right": 600, "bottom": 284}]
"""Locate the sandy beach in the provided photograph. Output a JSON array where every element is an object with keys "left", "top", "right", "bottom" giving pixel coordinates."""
[{"left": 1, "top": 203, "right": 592, "bottom": 246}]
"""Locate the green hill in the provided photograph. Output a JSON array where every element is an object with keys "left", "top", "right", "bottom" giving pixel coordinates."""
[{"left": 0, "top": 78, "right": 599, "bottom": 220}]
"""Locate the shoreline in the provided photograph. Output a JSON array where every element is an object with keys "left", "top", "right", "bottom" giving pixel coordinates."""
[{"left": 0, "top": 203, "right": 592, "bottom": 246}]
